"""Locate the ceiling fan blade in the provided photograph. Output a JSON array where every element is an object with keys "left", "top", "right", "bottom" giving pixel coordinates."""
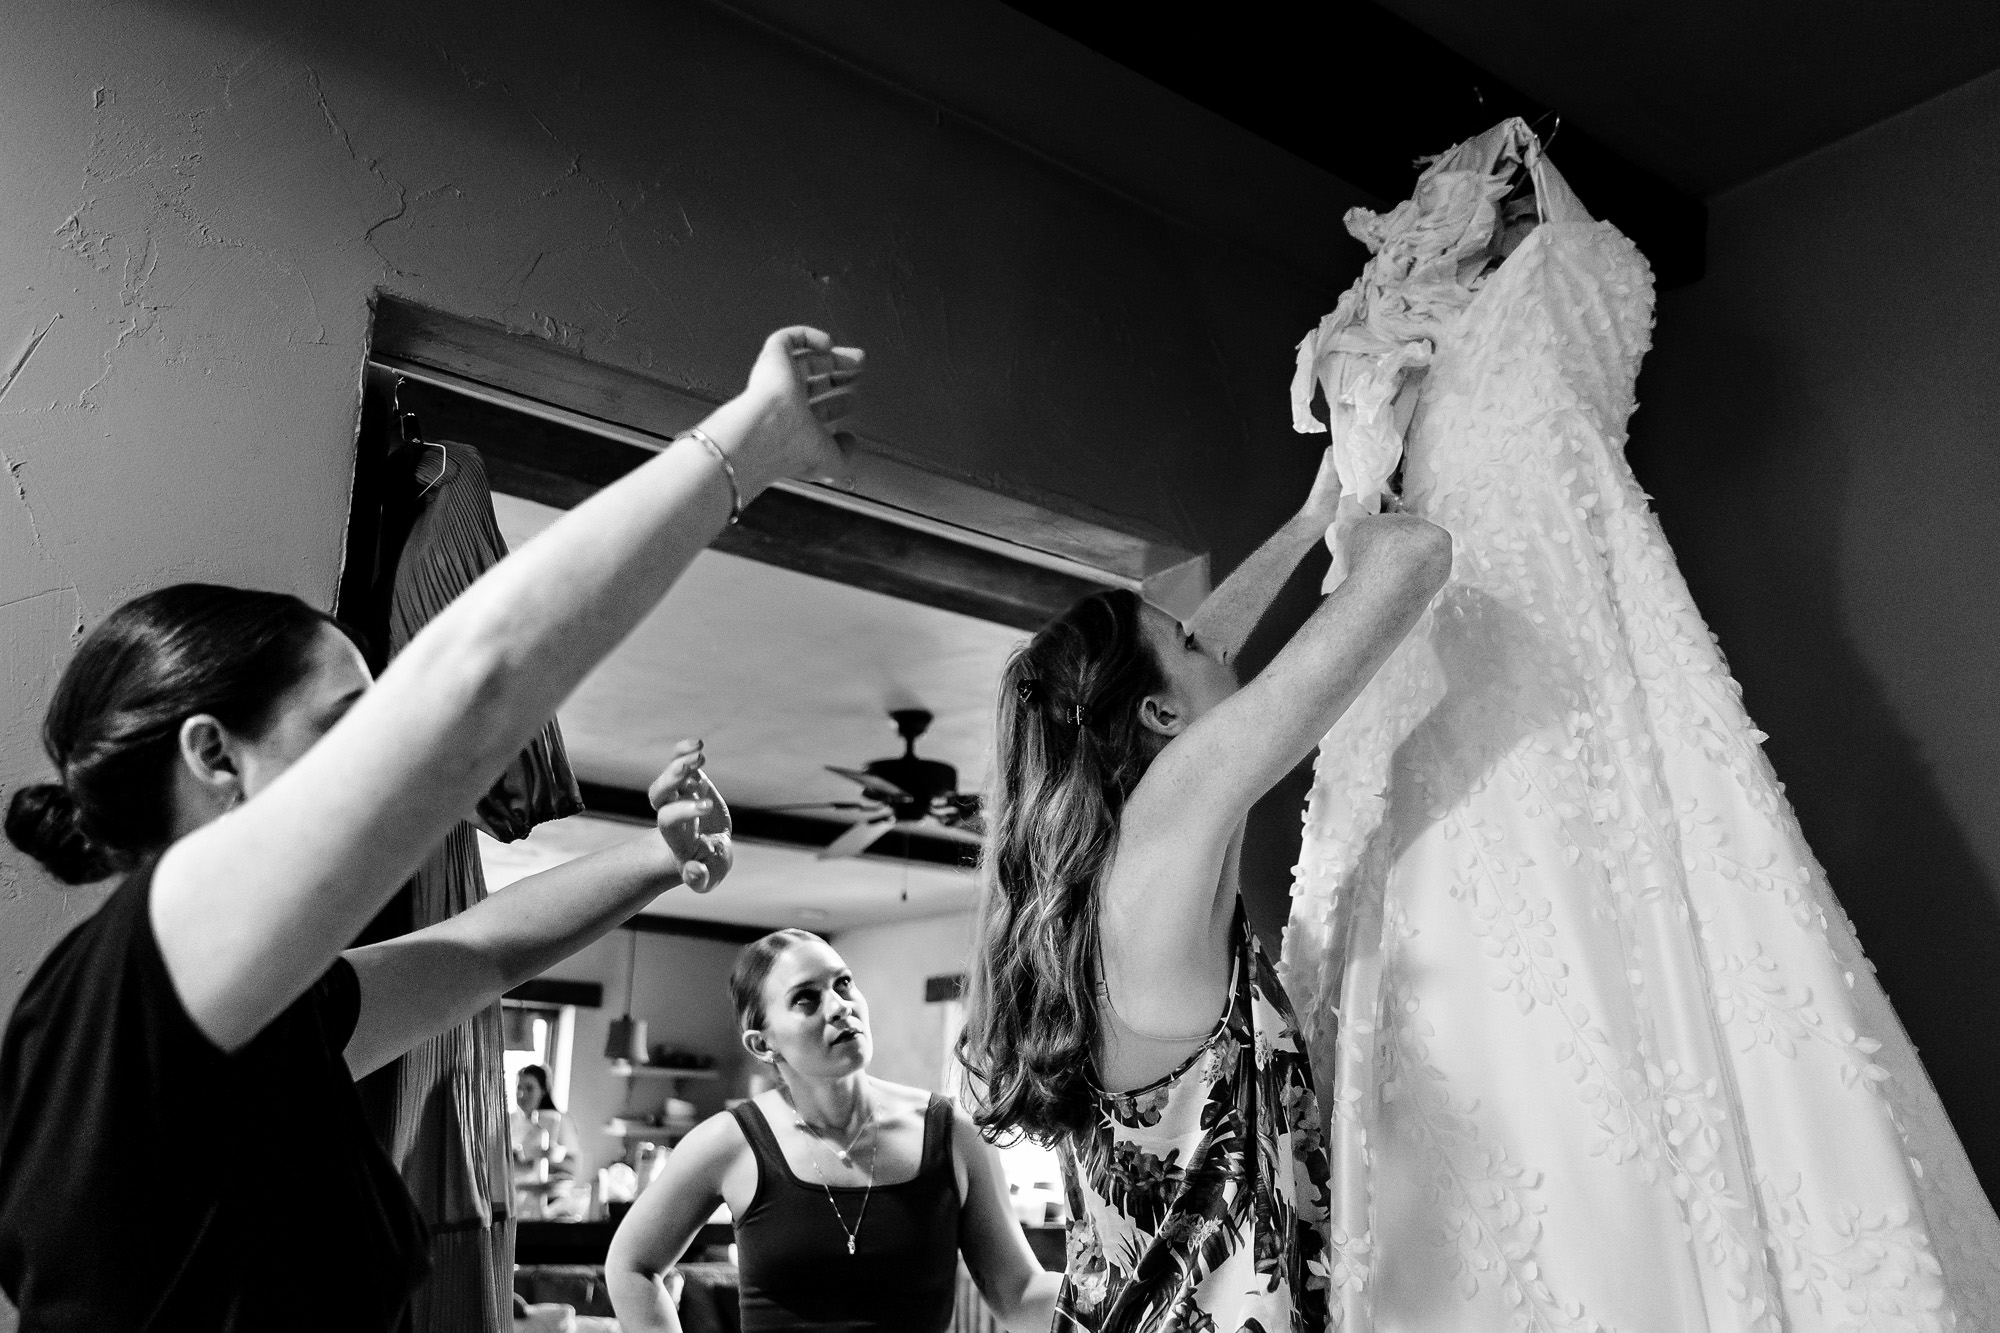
[
  {"left": 826, "top": 765, "right": 913, "bottom": 802},
  {"left": 933, "top": 791, "right": 983, "bottom": 820},
  {"left": 817, "top": 817, "right": 898, "bottom": 861},
  {"left": 760, "top": 801, "right": 878, "bottom": 813},
  {"left": 914, "top": 815, "right": 986, "bottom": 845}
]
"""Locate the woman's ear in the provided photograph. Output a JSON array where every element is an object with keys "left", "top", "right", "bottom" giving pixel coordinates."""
[
  {"left": 176, "top": 715, "right": 244, "bottom": 812},
  {"left": 740, "top": 1028, "right": 776, "bottom": 1065},
  {"left": 1138, "top": 692, "right": 1186, "bottom": 740}
]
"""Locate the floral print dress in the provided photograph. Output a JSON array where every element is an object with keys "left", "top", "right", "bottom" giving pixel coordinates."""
[{"left": 1058, "top": 909, "right": 1333, "bottom": 1333}]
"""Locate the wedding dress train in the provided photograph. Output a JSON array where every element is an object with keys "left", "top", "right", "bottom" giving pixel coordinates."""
[{"left": 1279, "top": 119, "right": 2000, "bottom": 1332}]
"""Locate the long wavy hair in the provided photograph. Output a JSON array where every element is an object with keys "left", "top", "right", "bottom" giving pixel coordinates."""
[{"left": 956, "top": 589, "right": 1167, "bottom": 1142}]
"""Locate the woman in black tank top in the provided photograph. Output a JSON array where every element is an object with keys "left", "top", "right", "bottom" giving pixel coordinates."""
[{"left": 607, "top": 931, "right": 1056, "bottom": 1333}]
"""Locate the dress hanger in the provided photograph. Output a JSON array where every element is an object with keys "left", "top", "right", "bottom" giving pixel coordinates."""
[
  {"left": 1527, "top": 110, "right": 1562, "bottom": 154},
  {"left": 391, "top": 375, "right": 449, "bottom": 499}
]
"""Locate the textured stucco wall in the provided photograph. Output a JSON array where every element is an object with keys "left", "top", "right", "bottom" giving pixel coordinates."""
[
  {"left": 0, "top": 0, "right": 1337, "bottom": 1019},
  {"left": 1631, "top": 67, "right": 2000, "bottom": 1197},
  {"left": 833, "top": 910, "right": 976, "bottom": 1094}
]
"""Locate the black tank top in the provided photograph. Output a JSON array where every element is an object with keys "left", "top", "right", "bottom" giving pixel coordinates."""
[{"left": 729, "top": 1096, "right": 960, "bottom": 1332}]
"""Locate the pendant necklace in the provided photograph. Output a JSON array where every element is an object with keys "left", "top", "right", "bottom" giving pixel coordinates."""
[{"left": 792, "top": 1096, "right": 877, "bottom": 1256}]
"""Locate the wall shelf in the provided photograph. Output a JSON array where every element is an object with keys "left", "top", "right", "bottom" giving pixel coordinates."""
[
  {"left": 607, "top": 1061, "right": 721, "bottom": 1080},
  {"left": 604, "top": 1121, "right": 694, "bottom": 1143}
]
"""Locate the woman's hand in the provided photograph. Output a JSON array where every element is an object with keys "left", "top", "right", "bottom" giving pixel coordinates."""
[
  {"left": 1323, "top": 492, "right": 1365, "bottom": 587},
  {"left": 1300, "top": 445, "right": 1346, "bottom": 528},
  {"left": 729, "top": 326, "right": 864, "bottom": 491},
  {"left": 648, "top": 740, "right": 734, "bottom": 893},
  {"left": 1339, "top": 506, "right": 1451, "bottom": 582}
]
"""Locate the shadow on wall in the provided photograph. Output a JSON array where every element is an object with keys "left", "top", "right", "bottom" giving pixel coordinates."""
[{"left": 1629, "top": 299, "right": 2000, "bottom": 1203}]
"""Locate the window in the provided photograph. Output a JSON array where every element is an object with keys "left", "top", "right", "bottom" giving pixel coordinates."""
[
  {"left": 502, "top": 999, "right": 576, "bottom": 1112},
  {"left": 937, "top": 985, "right": 1067, "bottom": 1227}
]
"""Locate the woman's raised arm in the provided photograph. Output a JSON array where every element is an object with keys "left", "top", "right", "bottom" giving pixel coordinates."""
[
  {"left": 154, "top": 328, "right": 861, "bottom": 1052},
  {"left": 1181, "top": 446, "right": 1345, "bottom": 667},
  {"left": 1106, "top": 505, "right": 1450, "bottom": 985},
  {"left": 341, "top": 740, "right": 729, "bottom": 1077}
]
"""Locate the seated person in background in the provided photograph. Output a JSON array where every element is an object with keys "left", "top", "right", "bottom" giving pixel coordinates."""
[
  {"left": 512, "top": 1064, "right": 585, "bottom": 1218},
  {"left": 606, "top": 930, "right": 1057, "bottom": 1333}
]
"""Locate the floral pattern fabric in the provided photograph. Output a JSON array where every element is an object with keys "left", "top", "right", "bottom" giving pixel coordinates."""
[
  {"left": 1058, "top": 910, "right": 1333, "bottom": 1333},
  {"left": 1280, "top": 122, "right": 2000, "bottom": 1331}
]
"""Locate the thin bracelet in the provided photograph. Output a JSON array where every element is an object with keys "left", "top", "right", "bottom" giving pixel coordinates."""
[{"left": 682, "top": 427, "right": 742, "bottom": 525}]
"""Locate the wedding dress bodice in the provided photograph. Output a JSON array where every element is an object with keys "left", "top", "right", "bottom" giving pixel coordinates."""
[{"left": 1280, "top": 119, "right": 2000, "bottom": 1332}]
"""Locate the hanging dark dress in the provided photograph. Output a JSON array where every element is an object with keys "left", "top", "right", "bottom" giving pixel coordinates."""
[{"left": 355, "top": 438, "right": 584, "bottom": 1333}]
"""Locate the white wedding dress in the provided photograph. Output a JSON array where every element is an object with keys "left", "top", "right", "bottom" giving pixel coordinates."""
[{"left": 1279, "top": 119, "right": 2000, "bottom": 1332}]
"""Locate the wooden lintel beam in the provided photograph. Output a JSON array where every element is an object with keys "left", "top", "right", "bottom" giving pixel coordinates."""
[
  {"left": 616, "top": 914, "right": 770, "bottom": 945},
  {"left": 503, "top": 978, "right": 605, "bottom": 1008},
  {"left": 577, "top": 780, "right": 980, "bottom": 872},
  {"left": 385, "top": 371, "right": 1096, "bottom": 630}
]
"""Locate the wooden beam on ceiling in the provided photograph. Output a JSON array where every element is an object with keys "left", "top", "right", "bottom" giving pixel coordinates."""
[
  {"left": 576, "top": 780, "right": 981, "bottom": 872},
  {"left": 618, "top": 914, "right": 770, "bottom": 946},
  {"left": 504, "top": 978, "right": 606, "bottom": 1008}
]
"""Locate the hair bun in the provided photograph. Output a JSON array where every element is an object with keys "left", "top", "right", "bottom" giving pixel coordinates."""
[{"left": 5, "top": 783, "right": 118, "bottom": 885}]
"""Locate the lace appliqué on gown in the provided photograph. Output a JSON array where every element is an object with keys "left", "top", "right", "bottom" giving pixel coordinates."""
[{"left": 1279, "top": 120, "right": 2000, "bottom": 1333}]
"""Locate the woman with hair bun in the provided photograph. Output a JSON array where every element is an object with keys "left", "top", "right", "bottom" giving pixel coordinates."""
[
  {"left": 957, "top": 453, "right": 1452, "bottom": 1332},
  {"left": 0, "top": 327, "right": 862, "bottom": 1332}
]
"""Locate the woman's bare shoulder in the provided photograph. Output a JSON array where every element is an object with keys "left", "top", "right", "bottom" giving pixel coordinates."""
[
  {"left": 673, "top": 1104, "right": 753, "bottom": 1176},
  {"left": 866, "top": 1076, "right": 938, "bottom": 1115}
]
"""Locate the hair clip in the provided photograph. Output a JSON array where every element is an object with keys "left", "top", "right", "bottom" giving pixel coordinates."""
[
  {"left": 1071, "top": 702, "right": 1088, "bottom": 728},
  {"left": 1016, "top": 679, "right": 1041, "bottom": 705}
]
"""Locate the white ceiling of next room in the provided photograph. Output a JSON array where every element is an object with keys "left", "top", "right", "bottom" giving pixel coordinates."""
[
  {"left": 478, "top": 493, "right": 1024, "bottom": 933},
  {"left": 367, "top": 311, "right": 1201, "bottom": 936}
]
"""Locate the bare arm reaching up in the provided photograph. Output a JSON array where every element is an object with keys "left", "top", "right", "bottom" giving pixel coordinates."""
[
  {"left": 153, "top": 328, "right": 861, "bottom": 1052},
  {"left": 342, "top": 739, "right": 730, "bottom": 1078},
  {"left": 1182, "top": 446, "right": 1345, "bottom": 666},
  {"left": 1102, "top": 501, "right": 1451, "bottom": 1040}
]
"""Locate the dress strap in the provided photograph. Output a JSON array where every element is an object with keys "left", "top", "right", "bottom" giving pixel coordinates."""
[
  {"left": 916, "top": 1095, "right": 950, "bottom": 1175},
  {"left": 729, "top": 1099, "right": 782, "bottom": 1159},
  {"left": 728, "top": 1100, "right": 786, "bottom": 1215}
]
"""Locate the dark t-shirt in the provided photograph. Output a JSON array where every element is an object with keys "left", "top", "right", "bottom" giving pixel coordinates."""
[{"left": 0, "top": 861, "right": 429, "bottom": 1330}]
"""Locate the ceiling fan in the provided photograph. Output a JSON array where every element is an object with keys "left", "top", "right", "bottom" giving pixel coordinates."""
[{"left": 773, "top": 708, "right": 985, "bottom": 860}]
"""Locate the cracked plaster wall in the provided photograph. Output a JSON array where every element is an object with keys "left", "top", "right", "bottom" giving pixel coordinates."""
[{"left": 0, "top": 0, "right": 1341, "bottom": 1245}]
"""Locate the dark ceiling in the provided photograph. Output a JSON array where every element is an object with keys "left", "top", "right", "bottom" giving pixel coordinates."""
[
  {"left": 715, "top": 0, "right": 2000, "bottom": 290},
  {"left": 999, "top": 1, "right": 1709, "bottom": 284},
  {"left": 1002, "top": 0, "right": 2000, "bottom": 200},
  {"left": 1371, "top": 0, "right": 2000, "bottom": 197}
]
